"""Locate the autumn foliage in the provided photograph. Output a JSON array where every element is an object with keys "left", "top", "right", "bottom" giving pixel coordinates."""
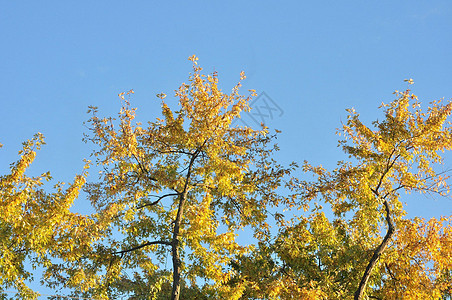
[{"left": 1, "top": 57, "right": 452, "bottom": 299}]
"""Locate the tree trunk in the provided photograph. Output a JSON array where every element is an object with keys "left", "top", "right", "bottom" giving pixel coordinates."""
[
  {"left": 171, "top": 240, "right": 181, "bottom": 300},
  {"left": 354, "top": 200, "right": 395, "bottom": 300},
  {"left": 170, "top": 191, "right": 187, "bottom": 300},
  {"left": 170, "top": 147, "right": 201, "bottom": 300}
]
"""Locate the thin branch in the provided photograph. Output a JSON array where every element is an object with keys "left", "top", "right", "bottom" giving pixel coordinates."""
[
  {"left": 230, "top": 197, "right": 244, "bottom": 216},
  {"left": 137, "top": 193, "right": 179, "bottom": 210},
  {"left": 385, "top": 262, "right": 399, "bottom": 294},
  {"left": 114, "top": 240, "right": 172, "bottom": 256},
  {"left": 382, "top": 184, "right": 405, "bottom": 200},
  {"left": 131, "top": 153, "right": 158, "bottom": 182},
  {"left": 156, "top": 148, "right": 193, "bottom": 156},
  {"left": 152, "top": 138, "right": 193, "bottom": 156},
  {"left": 373, "top": 149, "right": 399, "bottom": 194}
]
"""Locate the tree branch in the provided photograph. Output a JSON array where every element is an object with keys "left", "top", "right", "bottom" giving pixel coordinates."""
[
  {"left": 355, "top": 149, "right": 398, "bottom": 300},
  {"left": 114, "top": 240, "right": 172, "bottom": 256},
  {"left": 136, "top": 193, "right": 179, "bottom": 210},
  {"left": 131, "top": 153, "right": 159, "bottom": 182},
  {"left": 354, "top": 199, "right": 395, "bottom": 299}
]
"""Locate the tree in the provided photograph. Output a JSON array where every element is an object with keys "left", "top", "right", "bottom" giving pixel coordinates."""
[
  {"left": 0, "top": 134, "right": 89, "bottom": 299},
  {"left": 1, "top": 59, "right": 451, "bottom": 300},
  {"left": 40, "top": 56, "right": 293, "bottom": 300},
  {"left": 0, "top": 134, "right": 48, "bottom": 300},
  {"left": 230, "top": 82, "right": 452, "bottom": 299}
]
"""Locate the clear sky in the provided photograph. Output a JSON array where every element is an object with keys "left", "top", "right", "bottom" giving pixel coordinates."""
[
  {"left": 0, "top": 0, "right": 451, "bottom": 287},
  {"left": 1, "top": 1, "right": 451, "bottom": 216}
]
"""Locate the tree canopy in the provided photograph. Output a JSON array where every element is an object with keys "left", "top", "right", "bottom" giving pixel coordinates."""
[{"left": 1, "top": 58, "right": 451, "bottom": 299}]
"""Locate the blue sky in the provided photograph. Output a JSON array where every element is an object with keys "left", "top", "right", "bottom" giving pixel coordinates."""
[
  {"left": 2, "top": 0, "right": 451, "bottom": 213},
  {"left": 0, "top": 0, "right": 451, "bottom": 281},
  {"left": 1, "top": 1, "right": 451, "bottom": 218}
]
